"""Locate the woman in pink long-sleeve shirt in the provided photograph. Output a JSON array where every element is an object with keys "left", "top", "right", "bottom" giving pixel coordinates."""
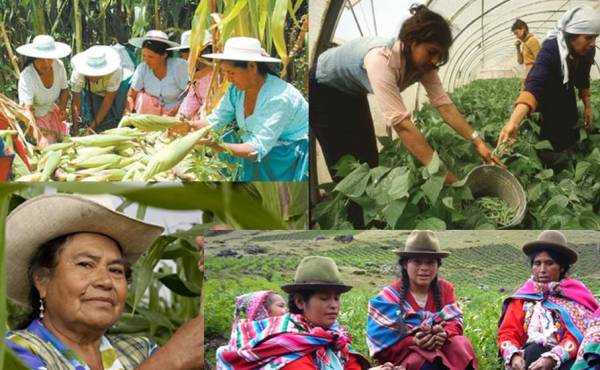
[{"left": 311, "top": 4, "right": 501, "bottom": 188}]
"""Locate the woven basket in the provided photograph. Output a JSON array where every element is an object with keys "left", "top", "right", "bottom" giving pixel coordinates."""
[{"left": 465, "top": 165, "right": 527, "bottom": 228}]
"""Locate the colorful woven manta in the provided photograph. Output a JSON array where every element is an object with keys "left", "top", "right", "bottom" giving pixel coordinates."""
[
  {"left": 216, "top": 313, "right": 354, "bottom": 370},
  {"left": 572, "top": 309, "right": 600, "bottom": 370},
  {"left": 366, "top": 282, "right": 463, "bottom": 357},
  {"left": 498, "top": 278, "right": 598, "bottom": 344}
]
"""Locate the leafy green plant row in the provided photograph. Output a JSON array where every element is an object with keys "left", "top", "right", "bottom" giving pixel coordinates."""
[{"left": 313, "top": 78, "right": 600, "bottom": 230}]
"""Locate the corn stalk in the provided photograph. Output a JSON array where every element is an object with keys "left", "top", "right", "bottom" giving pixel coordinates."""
[
  {"left": 73, "top": 0, "right": 82, "bottom": 53},
  {"left": 29, "top": 0, "right": 46, "bottom": 35},
  {"left": 190, "top": 0, "right": 305, "bottom": 111},
  {"left": 153, "top": 0, "right": 160, "bottom": 30},
  {"left": 0, "top": 21, "right": 19, "bottom": 79}
]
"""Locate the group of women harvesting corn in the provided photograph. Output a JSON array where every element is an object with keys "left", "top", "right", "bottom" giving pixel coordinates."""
[
  {"left": 12, "top": 28, "right": 308, "bottom": 181},
  {"left": 214, "top": 230, "right": 600, "bottom": 370}
]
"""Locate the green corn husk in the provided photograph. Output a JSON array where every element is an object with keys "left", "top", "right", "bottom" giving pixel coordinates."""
[
  {"left": 142, "top": 126, "right": 210, "bottom": 180},
  {"left": 15, "top": 173, "right": 42, "bottom": 181},
  {"left": 40, "top": 150, "right": 61, "bottom": 181},
  {"left": 71, "top": 154, "right": 124, "bottom": 169},
  {"left": 102, "top": 127, "right": 146, "bottom": 137},
  {"left": 70, "top": 135, "right": 131, "bottom": 147},
  {"left": 74, "top": 146, "right": 116, "bottom": 161},
  {"left": 93, "top": 169, "right": 126, "bottom": 181},
  {"left": 41, "top": 142, "right": 75, "bottom": 153},
  {"left": 73, "top": 164, "right": 114, "bottom": 176},
  {"left": 118, "top": 114, "right": 182, "bottom": 131}
]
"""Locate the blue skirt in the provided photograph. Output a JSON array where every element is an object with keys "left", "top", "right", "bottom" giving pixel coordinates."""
[
  {"left": 220, "top": 129, "right": 308, "bottom": 182},
  {"left": 81, "top": 78, "right": 130, "bottom": 132}
]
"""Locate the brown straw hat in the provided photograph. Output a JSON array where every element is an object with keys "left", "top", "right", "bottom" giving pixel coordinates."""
[
  {"left": 6, "top": 193, "right": 164, "bottom": 307},
  {"left": 281, "top": 256, "right": 352, "bottom": 293},
  {"left": 394, "top": 230, "right": 450, "bottom": 258},
  {"left": 522, "top": 230, "right": 578, "bottom": 264}
]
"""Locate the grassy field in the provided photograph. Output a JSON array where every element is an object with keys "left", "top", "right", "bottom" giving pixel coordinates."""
[{"left": 204, "top": 230, "right": 600, "bottom": 369}]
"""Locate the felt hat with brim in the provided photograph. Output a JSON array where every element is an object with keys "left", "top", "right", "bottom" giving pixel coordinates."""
[
  {"left": 202, "top": 37, "right": 281, "bottom": 63},
  {"left": 394, "top": 230, "right": 450, "bottom": 258},
  {"left": 522, "top": 230, "right": 578, "bottom": 264},
  {"left": 16, "top": 35, "right": 71, "bottom": 59},
  {"left": 167, "top": 30, "right": 212, "bottom": 51},
  {"left": 128, "top": 30, "right": 179, "bottom": 49},
  {"left": 71, "top": 45, "right": 121, "bottom": 77},
  {"left": 281, "top": 256, "right": 352, "bottom": 293},
  {"left": 6, "top": 193, "right": 164, "bottom": 308}
]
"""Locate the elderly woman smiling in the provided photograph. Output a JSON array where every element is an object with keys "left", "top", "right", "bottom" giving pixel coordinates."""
[
  {"left": 4, "top": 193, "right": 203, "bottom": 370},
  {"left": 498, "top": 231, "right": 599, "bottom": 370}
]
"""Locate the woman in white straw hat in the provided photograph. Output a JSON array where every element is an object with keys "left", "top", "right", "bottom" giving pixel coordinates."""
[
  {"left": 170, "top": 30, "right": 214, "bottom": 120},
  {"left": 179, "top": 36, "right": 308, "bottom": 182},
  {"left": 125, "top": 30, "right": 189, "bottom": 116},
  {"left": 368, "top": 230, "right": 478, "bottom": 370},
  {"left": 16, "top": 34, "right": 72, "bottom": 145},
  {"left": 70, "top": 45, "right": 128, "bottom": 133},
  {"left": 498, "top": 6, "right": 600, "bottom": 169},
  {"left": 4, "top": 193, "right": 204, "bottom": 370}
]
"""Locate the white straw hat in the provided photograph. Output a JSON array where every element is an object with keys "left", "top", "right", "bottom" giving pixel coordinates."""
[
  {"left": 16, "top": 35, "right": 72, "bottom": 59},
  {"left": 71, "top": 45, "right": 121, "bottom": 77},
  {"left": 6, "top": 193, "right": 164, "bottom": 307},
  {"left": 202, "top": 37, "right": 281, "bottom": 63},
  {"left": 167, "top": 30, "right": 212, "bottom": 51},
  {"left": 128, "top": 30, "right": 180, "bottom": 49}
]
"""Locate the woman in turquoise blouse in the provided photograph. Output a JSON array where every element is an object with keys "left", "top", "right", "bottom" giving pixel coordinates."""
[{"left": 186, "top": 37, "right": 308, "bottom": 182}]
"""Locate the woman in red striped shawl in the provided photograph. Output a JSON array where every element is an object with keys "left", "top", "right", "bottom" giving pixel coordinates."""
[
  {"left": 498, "top": 231, "right": 599, "bottom": 370},
  {"left": 367, "top": 230, "right": 477, "bottom": 370},
  {"left": 217, "top": 256, "right": 402, "bottom": 370}
]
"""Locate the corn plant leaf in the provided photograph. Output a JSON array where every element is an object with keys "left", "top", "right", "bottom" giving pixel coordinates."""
[
  {"left": 270, "top": 0, "right": 288, "bottom": 65},
  {"left": 131, "top": 235, "right": 176, "bottom": 312},
  {"left": 219, "top": 0, "right": 249, "bottom": 40},
  {"left": 188, "top": 0, "right": 210, "bottom": 78},
  {"left": 158, "top": 273, "right": 200, "bottom": 297},
  {"left": 119, "top": 184, "right": 286, "bottom": 229}
]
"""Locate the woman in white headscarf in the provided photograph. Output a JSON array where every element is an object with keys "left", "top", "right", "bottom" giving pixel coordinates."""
[{"left": 498, "top": 6, "right": 600, "bottom": 168}]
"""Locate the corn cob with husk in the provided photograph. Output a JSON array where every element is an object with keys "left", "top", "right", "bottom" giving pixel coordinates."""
[
  {"left": 118, "top": 114, "right": 182, "bottom": 131},
  {"left": 103, "top": 127, "right": 147, "bottom": 137},
  {"left": 14, "top": 118, "right": 231, "bottom": 181},
  {"left": 70, "top": 134, "right": 131, "bottom": 147},
  {"left": 41, "top": 142, "right": 75, "bottom": 153},
  {"left": 74, "top": 146, "right": 116, "bottom": 161},
  {"left": 142, "top": 126, "right": 211, "bottom": 180},
  {"left": 71, "top": 154, "right": 124, "bottom": 169},
  {"left": 40, "top": 150, "right": 62, "bottom": 181}
]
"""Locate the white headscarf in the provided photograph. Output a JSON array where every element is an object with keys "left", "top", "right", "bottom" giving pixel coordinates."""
[{"left": 546, "top": 6, "right": 600, "bottom": 84}]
